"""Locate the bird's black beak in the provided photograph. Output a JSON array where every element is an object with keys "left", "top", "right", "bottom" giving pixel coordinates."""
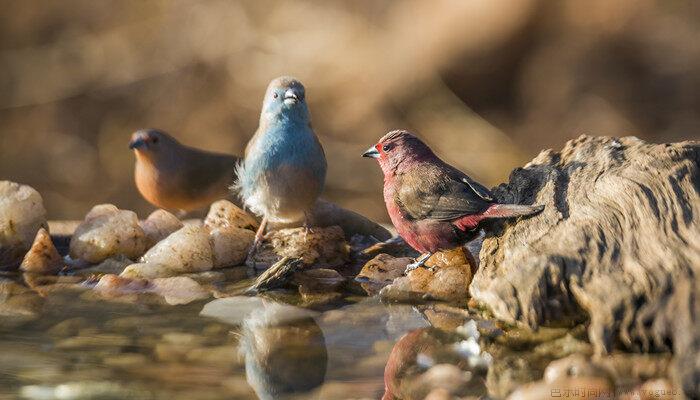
[
  {"left": 129, "top": 137, "right": 146, "bottom": 150},
  {"left": 283, "top": 88, "right": 301, "bottom": 104},
  {"left": 362, "top": 145, "right": 380, "bottom": 158}
]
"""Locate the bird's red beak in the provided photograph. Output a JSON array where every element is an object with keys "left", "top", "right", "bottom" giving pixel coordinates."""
[{"left": 362, "top": 144, "right": 380, "bottom": 158}]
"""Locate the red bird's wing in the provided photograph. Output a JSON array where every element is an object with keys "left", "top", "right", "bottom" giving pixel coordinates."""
[
  {"left": 459, "top": 174, "right": 494, "bottom": 203},
  {"left": 395, "top": 163, "right": 494, "bottom": 222}
]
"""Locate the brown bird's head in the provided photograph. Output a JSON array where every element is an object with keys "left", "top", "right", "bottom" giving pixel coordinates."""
[
  {"left": 362, "top": 130, "right": 435, "bottom": 175},
  {"left": 129, "top": 129, "right": 178, "bottom": 159}
]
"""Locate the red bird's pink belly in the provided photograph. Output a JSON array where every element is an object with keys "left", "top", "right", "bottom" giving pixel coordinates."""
[{"left": 384, "top": 186, "right": 475, "bottom": 254}]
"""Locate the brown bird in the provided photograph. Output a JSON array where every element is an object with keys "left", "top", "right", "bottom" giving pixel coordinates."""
[
  {"left": 129, "top": 129, "right": 238, "bottom": 213},
  {"left": 363, "top": 130, "right": 543, "bottom": 272}
]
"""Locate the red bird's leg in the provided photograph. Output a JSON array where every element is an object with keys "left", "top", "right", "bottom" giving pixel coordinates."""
[
  {"left": 246, "top": 216, "right": 268, "bottom": 264},
  {"left": 405, "top": 252, "right": 433, "bottom": 273}
]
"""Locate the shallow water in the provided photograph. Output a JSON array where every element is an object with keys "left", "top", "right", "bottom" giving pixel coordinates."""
[{"left": 0, "top": 265, "right": 630, "bottom": 400}]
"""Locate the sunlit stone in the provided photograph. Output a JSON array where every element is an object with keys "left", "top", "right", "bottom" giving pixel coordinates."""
[
  {"left": 69, "top": 204, "right": 147, "bottom": 264},
  {"left": 139, "top": 225, "right": 213, "bottom": 273},
  {"left": 139, "top": 209, "right": 183, "bottom": 248},
  {"left": 0, "top": 181, "right": 47, "bottom": 268},
  {"left": 19, "top": 228, "right": 63, "bottom": 274},
  {"left": 209, "top": 226, "right": 254, "bottom": 268},
  {"left": 204, "top": 200, "right": 258, "bottom": 230}
]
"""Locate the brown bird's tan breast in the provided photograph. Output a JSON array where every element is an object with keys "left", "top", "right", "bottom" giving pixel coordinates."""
[{"left": 134, "top": 151, "right": 237, "bottom": 212}]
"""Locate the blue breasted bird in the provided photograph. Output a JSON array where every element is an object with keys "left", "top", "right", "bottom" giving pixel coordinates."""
[{"left": 234, "top": 77, "right": 327, "bottom": 259}]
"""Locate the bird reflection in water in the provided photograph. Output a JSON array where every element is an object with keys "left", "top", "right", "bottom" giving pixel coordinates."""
[
  {"left": 202, "top": 297, "right": 486, "bottom": 399},
  {"left": 240, "top": 301, "right": 328, "bottom": 400},
  {"left": 382, "top": 326, "right": 487, "bottom": 400}
]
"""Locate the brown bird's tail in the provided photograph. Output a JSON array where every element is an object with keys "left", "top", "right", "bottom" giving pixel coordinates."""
[{"left": 482, "top": 203, "right": 544, "bottom": 219}]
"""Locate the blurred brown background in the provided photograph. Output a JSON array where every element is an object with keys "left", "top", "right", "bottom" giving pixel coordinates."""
[{"left": 1, "top": 0, "right": 698, "bottom": 222}]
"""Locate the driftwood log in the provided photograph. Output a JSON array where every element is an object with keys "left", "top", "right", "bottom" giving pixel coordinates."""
[{"left": 470, "top": 135, "right": 699, "bottom": 397}]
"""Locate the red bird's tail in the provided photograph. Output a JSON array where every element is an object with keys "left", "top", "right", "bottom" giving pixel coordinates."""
[
  {"left": 482, "top": 203, "right": 544, "bottom": 219},
  {"left": 452, "top": 203, "right": 543, "bottom": 232}
]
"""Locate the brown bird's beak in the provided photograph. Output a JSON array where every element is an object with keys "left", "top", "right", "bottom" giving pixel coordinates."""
[
  {"left": 129, "top": 137, "right": 146, "bottom": 150},
  {"left": 362, "top": 145, "right": 380, "bottom": 158}
]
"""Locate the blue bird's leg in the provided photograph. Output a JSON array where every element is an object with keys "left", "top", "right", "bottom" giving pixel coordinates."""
[
  {"left": 404, "top": 252, "right": 434, "bottom": 274},
  {"left": 246, "top": 216, "right": 268, "bottom": 265},
  {"left": 303, "top": 211, "right": 315, "bottom": 243}
]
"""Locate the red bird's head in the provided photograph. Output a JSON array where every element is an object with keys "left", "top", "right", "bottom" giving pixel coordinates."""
[{"left": 362, "top": 130, "right": 435, "bottom": 175}]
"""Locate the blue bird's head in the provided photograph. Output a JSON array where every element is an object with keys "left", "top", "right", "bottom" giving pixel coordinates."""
[{"left": 260, "top": 76, "right": 310, "bottom": 126}]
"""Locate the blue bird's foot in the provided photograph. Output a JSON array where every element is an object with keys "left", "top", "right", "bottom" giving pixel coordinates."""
[
  {"left": 303, "top": 213, "right": 316, "bottom": 243},
  {"left": 246, "top": 216, "right": 268, "bottom": 267},
  {"left": 404, "top": 252, "right": 435, "bottom": 274},
  {"left": 245, "top": 240, "right": 261, "bottom": 265}
]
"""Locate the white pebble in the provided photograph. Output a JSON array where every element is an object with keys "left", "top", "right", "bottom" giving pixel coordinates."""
[
  {"left": 209, "top": 226, "right": 254, "bottom": 268},
  {"left": 456, "top": 319, "right": 480, "bottom": 340},
  {"left": 0, "top": 181, "right": 47, "bottom": 267},
  {"left": 140, "top": 225, "right": 213, "bottom": 273},
  {"left": 139, "top": 209, "right": 183, "bottom": 248},
  {"left": 69, "top": 204, "right": 147, "bottom": 263},
  {"left": 453, "top": 337, "right": 481, "bottom": 359},
  {"left": 204, "top": 200, "right": 258, "bottom": 230}
]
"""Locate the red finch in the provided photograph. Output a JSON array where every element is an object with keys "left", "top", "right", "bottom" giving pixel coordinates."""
[{"left": 363, "top": 130, "right": 543, "bottom": 272}]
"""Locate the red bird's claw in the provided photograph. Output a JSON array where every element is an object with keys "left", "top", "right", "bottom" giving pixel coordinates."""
[
  {"left": 404, "top": 261, "right": 436, "bottom": 274},
  {"left": 404, "top": 263, "right": 420, "bottom": 274}
]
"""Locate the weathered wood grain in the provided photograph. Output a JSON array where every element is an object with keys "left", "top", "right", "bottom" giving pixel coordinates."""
[{"left": 470, "top": 135, "right": 700, "bottom": 397}]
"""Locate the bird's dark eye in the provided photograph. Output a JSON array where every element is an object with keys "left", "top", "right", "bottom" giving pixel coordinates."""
[
  {"left": 382, "top": 144, "right": 393, "bottom": 152},
  {"left": 273, "top": 92, "right": 279, "bottom": 99},
  {"left": 151, "top": 137, "right": 159, "bottom": 144}
]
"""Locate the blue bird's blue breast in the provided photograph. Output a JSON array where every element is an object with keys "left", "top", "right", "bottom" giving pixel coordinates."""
[
  {"left": 237, "top": 116, "right": 327, "bottom": 222},
  {"left": 246, "top": 122, "right": 325, "bottom": 181}
]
